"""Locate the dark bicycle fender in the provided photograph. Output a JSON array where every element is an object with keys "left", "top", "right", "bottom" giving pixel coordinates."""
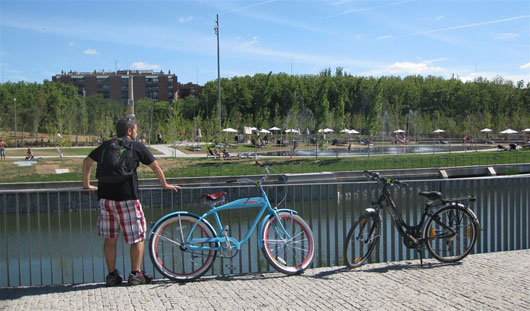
[
  {"left": 436, "top": 203, "right": 482, "bottom": 231},
  {"left": 148, "top": 211, "right": 218, "bottom": 239},
  {"left": 257, "top": 209, "right": 299, "bottom": 248},
  {"left": 363, "top": 208, "right": 377, "bottom": 216}
]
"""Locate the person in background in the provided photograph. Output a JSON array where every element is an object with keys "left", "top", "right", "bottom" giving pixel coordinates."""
[
  {"left": 25, "top": 147, "right": 34, "bottom": 160},
  {"left": 0, "top": 138, "right": 6, "bottom": 160}
]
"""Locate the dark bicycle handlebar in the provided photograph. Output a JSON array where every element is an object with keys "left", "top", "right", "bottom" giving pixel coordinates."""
[{"left": 364, "top": 170, "right": 408, "bottom": 188}]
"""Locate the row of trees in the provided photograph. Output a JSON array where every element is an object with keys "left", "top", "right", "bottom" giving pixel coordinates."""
[{"left": 0, "top": 69, "right": 528, "bottom": 145}]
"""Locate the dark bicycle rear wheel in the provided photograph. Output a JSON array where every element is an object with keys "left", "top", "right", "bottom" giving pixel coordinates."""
[
  {"left": 423, "top": 205, "right": 477, "bottom": 263},
  {"left": 344, "top": 213, "right": 380, "bottom": 269}
]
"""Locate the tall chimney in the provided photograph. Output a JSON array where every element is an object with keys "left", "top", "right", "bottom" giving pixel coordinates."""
[{"left": 127, "top": 72, "right": 135, "bottom": 119}]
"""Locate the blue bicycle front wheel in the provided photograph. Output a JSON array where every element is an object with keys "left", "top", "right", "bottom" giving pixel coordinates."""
[
  {"left": 261, "top": 212, "right": 315, "bottom": 275},
  {"left": 149, "top": 214, "right": 217, "bottom": 282}
]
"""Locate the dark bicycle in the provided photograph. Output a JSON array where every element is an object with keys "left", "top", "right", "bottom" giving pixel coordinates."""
[{"left": 344, "top": 171, "right": 481, "bottom": 268}]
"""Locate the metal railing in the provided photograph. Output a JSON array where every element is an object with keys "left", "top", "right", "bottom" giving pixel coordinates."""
[{"left": 1, "top": 175, "right": 529, "bottom": 287}]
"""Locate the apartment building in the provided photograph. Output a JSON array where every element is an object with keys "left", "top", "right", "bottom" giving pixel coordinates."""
[{"left": 52, "top": 70, "right": 179, "bottom": 103}]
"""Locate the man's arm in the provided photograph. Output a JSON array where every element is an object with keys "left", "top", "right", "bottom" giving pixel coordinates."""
[
  {"left": 148, "top": 160, "right": 181, "bottom": 192},
  {"left": 82, "top": 156, "right": 98, "bottom": 190}
]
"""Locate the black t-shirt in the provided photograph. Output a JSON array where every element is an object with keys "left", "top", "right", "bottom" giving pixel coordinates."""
[{"left": 88, "top": 139, "right": 156, "bottom": 201}]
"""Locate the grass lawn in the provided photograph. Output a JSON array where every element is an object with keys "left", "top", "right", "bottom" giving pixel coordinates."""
[{"left": 0, "top": 149, "right": 528, "bottom": 183}]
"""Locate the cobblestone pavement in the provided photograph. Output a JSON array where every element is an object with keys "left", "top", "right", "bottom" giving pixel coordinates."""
[{"left": 1, "top": 250, "right": 529, "bottom": 311}]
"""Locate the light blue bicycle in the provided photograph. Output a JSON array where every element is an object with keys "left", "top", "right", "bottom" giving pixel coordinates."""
[{"left": 148, "top": 161, "right": 315, "bottom": 282}]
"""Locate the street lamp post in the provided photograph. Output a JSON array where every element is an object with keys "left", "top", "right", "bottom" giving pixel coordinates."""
[
  {"left": 82, "top": 88, "right": 86, "bottom": 134},
  {"left": 13, "top": 97, "right": 17, "bottom": 147},
  {"left": 214, "top": 14, "right": 222, "bottom": 138}
]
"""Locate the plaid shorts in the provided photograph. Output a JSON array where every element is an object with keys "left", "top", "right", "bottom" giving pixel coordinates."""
[{"left": 97, "top": 199, "right": 146, "bottom": 244}]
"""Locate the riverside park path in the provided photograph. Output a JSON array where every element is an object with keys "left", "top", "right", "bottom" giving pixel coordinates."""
[{"left": 1, "top": 249, "right": 529, "bottom": 311}]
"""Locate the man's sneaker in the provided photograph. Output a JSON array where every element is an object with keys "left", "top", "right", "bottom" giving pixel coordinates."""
[
  {"left": 127, "top": 270, "right": 153, "bottom": 286},
  {"left": 105, "top": 270, "right": 123, "bottom": 287}
]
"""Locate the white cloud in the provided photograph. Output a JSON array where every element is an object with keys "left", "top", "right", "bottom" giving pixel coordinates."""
[
  {"left": 377, "top": 35, "right": 393, "bottom": 40},
  {"left": 83, "top": 49, "right": 97, "bottom": 55},
  {"left": 520, "top": 63, "right": 530, "bottom": 69},
  {"left": 405, "top": 15, "right": 530, "bottom": 37},
  {"left": 388, "top": 61, "right": 444, "bottom": 74},
  {"left": 330, "top": 0, "right": 353, "bottom": 5},
  {"left": 240, "top": 36, "right": 259, "bottom": 48},
  {"left": 131, "top": 62, "right": 161, "bottom": 70},
  {"left": 69, "top": 41, "right": 75, "bottom": 47},
  {"left": 492, "top": 32, "right": 519, "bottom": 40},
  {"left": 436, "top": 14, "right": 445, "bottom": 21},
  {"left": 178, "top": 16, "right": 193, "bottom": 23}
]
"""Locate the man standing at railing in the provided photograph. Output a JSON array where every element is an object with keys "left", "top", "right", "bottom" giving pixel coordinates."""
[{"left": 82, "top": 118, "right": 180, "bottom": 287}]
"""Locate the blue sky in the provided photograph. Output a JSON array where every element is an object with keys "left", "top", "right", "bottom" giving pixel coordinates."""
[{"left": 1, "top": 0, "right": 529, "bottom": 85}]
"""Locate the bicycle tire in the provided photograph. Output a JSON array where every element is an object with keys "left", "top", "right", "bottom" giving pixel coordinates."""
[
  {"left": 149, "top": 214, "right": 218, "bottom": 282},
  {"left": 423, "top": 205, "right": 478, "bottom": 263},
  {"left": 261, "top": 212, "right": 315, "bottom": 275},
  {"left": 344, "top": 213, "right": 380, "bottom": 269}
]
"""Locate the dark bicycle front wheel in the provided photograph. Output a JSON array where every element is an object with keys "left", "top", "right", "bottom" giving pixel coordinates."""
[
  {"left": 344, "top": 213, "right": 380, "bottom": 269},
  {"left": 423, "top": 205, "right": 478, "bottom": 263},
  {"left": 149, "top": 213, "right": 218, "bottom": 282}
]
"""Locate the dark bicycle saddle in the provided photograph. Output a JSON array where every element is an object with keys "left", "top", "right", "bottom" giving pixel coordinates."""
[
  {"left": 418, "top": 191, "right": 443, "bottom": 201},
  {"left": 201, "top": 192, "right": 227, "bottom": 201}
]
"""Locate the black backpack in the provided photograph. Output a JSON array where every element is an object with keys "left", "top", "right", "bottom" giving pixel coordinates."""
[{"left": 96, "top": 138, "right": 136, "bottom": 183}]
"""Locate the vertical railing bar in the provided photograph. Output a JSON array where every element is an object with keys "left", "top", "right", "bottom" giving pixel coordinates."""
[
  {"left": 405, "top": 183, "right": 412, "bottom": 260},
  {"left": 318, "top": 184, "right": 322, "bottom": 267},
  {"left": 341, "top": 184, "right": 347, "bottom": 266},
  {"left": 489, "top": 179, "right": 495, "bottom": 253},
  {"left": 334, "top": 184, "right": 339, "bottom": 266},
  {"left": 4, "top": 194, "right": 10, "bottom": 286},
  {"left": 502, "top": 180, "right": 508, "bottom": 251},
  {"left": 47, "top": 193, "right": 53, "bottom": 284},
  {"left": 16, "top": 193, "right": 21, "bottom": 286},
  {"left": 513, "top": 178, "right": 523, "bottom": 249},
  {"left": 326, "top": 184, "right": 330, "bottom": 267},
  {"left": 37, "top": 193, "right": 43, "bottom": 286},
  {"left": 496, "top": 179, "right": 502, "bottom": 252},
  {"left": 380, "top": 181, "right": 387, "bottom": 262},
  {"left": 68, "top": 192, "right": 74, "bottom": 284},
  {"left": 58, "top": 192, "right": 64, "bottom": 284},
  {"left": 236, "top": 186, "right": 242, "bottom": 273},
  {"left": 27, "top": 193, "right": 32, "bottom": 286},
  {"left": 79, "top": 192, "right": 85, "bottom": 284},
  {"left": 309, "top": 184, "right": 314, "bottom": 268},
  {"left": 89, "top": 192, "right": 95, "bottom": 283}
]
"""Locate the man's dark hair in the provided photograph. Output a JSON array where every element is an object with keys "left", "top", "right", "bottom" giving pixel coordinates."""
[{"left": 115, "top": 118, "right": 136, "bottom": 137}]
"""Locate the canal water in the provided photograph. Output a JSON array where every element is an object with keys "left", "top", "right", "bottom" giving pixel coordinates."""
[{"left": 258, "top": 144, "right": 491, "bottom": 157}]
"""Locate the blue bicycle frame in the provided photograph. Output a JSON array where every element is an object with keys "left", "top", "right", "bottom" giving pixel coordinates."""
[{"left": 149, "top": 171, "right": 297, "bottom": 253}]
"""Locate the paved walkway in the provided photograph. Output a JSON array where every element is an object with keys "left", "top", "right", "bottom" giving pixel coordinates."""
[{"left": 1, "top": 249, "right": 529, "bottom": 310}]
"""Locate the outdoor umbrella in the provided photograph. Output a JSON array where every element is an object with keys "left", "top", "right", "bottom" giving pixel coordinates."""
[
  {"left": 433, "top": 129, "right": 445, "bottom": 133},
  {"left": 285, "top": 129, "right": 300, "bottom": 134},
  {"left": 222, "top": 128, "right": 238, "bottom": 133},
  {"left": 522, "top": 128, "right": 530, "bottom": 133},
  {"left": 259, "top": 129, "right": 271, "bottom": 134},
  {"left": 500, "top": 129, "right": 518, "bottom": 142},
  {"left": 393, "top": 129, "right": 405, "bottom": 133},
  {"left": 481, "top": 128, "right": 493, "bottom": 139},
  {"left": 269, "top": 127, "right": 281, "bottom": 131},
  {"left": 348, "top": 129, "right": 360, "bottom": 134}
]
